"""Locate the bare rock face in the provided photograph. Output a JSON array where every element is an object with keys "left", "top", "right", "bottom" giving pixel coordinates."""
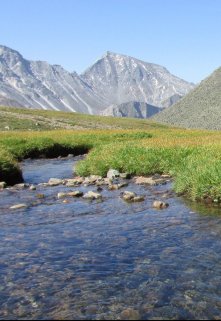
[{"left": 82, "top": 51, "right": 194, "bottom": 109}]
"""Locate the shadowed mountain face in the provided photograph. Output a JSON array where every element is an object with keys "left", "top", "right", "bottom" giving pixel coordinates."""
[
  {"left": 101, "top": 101, "right": 163, "bottom": 118},
  {"left": 0, "top": 46, "right": 195, "bottom": 117},
  {"left": 153, "top": 67, "right": 221, "bottom": 130}
]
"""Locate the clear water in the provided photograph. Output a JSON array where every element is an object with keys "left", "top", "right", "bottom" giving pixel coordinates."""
[{"left": 0, "top": 158, "right": 221, "bottom": 320}]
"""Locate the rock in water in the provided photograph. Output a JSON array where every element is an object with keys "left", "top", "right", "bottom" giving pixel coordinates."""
[
  {"left": 10, "top": 204, "right": 28, "bottom": 210},
  {"left": 83, "top": 191, "right": 102, "bottom": 200},
  {"left": 48, "top": 178, "right": 63, "bottom": 186},
  {"left": 153, "top": 201, "right": 169, "bottom": 209}
]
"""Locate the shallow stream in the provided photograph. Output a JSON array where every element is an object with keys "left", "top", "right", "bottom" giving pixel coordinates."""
[{"left": 0, "top": 157, "right": 221, "bottom": 320}]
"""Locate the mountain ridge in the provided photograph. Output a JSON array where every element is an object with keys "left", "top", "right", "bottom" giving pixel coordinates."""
[{"left": 0, "top": 45, "right": 195, "bottom": 117}]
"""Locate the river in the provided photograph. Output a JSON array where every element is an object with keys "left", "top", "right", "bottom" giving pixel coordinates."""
[{"left": 0, "top": 157, "right": 221, "bottom": 320}]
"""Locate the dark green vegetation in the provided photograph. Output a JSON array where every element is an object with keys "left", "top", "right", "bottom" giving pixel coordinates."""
[
  {"left": 154, "top": 67, "right": 221, "bottom": 130},
  {"left": 1, "top": 106, "right": 221, "bottom": 204}
]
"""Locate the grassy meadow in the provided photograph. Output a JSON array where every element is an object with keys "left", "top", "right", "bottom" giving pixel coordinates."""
[{"left": 1, "top": 107, "right": 221, "bottom": 203}]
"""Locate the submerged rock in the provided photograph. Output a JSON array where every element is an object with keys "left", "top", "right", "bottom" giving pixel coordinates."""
[
  {"left": 153, "top": 200, "right": 169, "bottom": 209},
  {"left": 10, "top": 204, "right": 28, "bottom": 210}
]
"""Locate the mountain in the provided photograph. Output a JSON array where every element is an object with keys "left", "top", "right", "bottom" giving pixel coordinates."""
[
  {"left": 0, "top": 46, "right": 195, "bottom": 116},
  {"left": 101, "top": 101, "right": 162, "bottom": 118},
  {"left": 81, "top": 51, "right": 195, "bottom": 108},
  {"left": 0, "top": 45, "right": 104, "bottom": 114},
  {"left": 153, "top": 67, "right": 221, "bottom": 130}
]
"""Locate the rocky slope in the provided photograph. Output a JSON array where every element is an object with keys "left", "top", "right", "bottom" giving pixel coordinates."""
[
  {"left": 101, "top": 101, "right": 162, "bottom": 118},
  {"left": 153, "top": 67, "right": 221, "bottom": 130},
  {"left": 82, "top": 51, "right": 194, "bottom": 108},
  {"left": 0, "top": 46, "right": 195, "bottom": 117},
  {"left": 0, "top": 45, "right": 105, "bottom": 114}
]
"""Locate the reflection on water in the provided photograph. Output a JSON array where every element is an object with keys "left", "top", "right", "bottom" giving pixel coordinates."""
[{"left": 0, "top": 158, "right": 221, "bottom": 320}]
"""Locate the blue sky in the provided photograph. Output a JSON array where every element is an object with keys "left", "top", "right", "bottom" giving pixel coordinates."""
[{"left": 1, "top": 0, "right": 221, "bottom": 83}]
